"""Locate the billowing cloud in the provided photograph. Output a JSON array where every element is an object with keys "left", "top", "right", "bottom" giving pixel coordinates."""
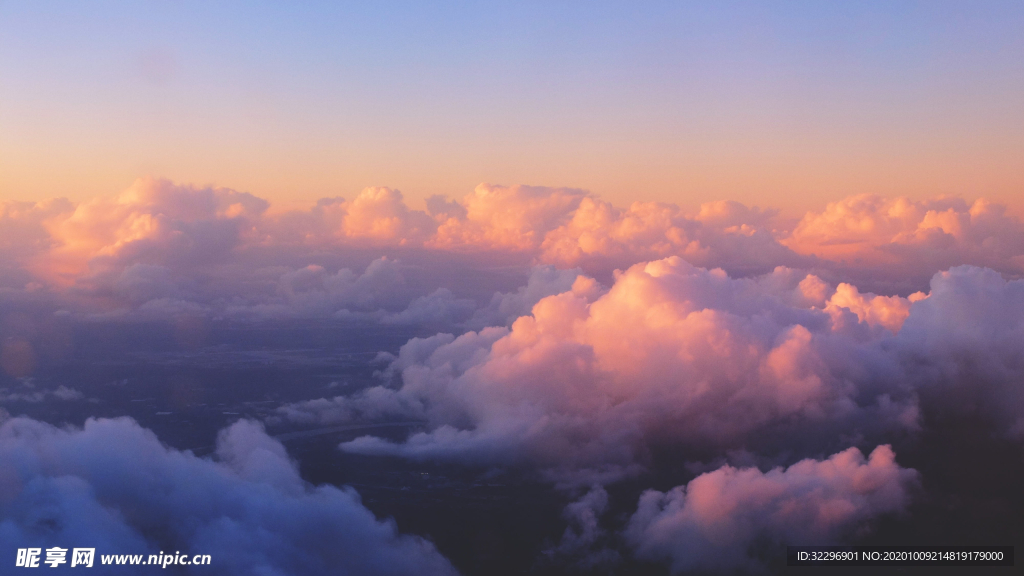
[
  {"left": 0, "top": 198, "right": 75, "bottom": 290},
  {"left": 280, "top": 258, "right": 921, "bottom": 484},
  {"left": 271, "top": 260, "right": 1024, "bottom": 574},
  {"left": 282, "top": 260, "right": 1024, "bottom": 490},
  {"left": 465, "top": 265, "right": 582, "bottom": 330},
  {"left": 785, "top": 194, "right": 1024, "bottom": 292},
  {"left": 5, "top": 179, "right": 1024, "bottom": 575},
  {"left": 624, "top": 445, "right": 917, "bottom": 573},
  {"left": 538, "top": 198, "right": 804, "bottom": 278},
  {"left": 5, "top": 180, "right": 1024, "bottom": 318},
  {"left": 825, "top": 282, "right": 925, "bottom": 333},
  {"left": 31, "top": 178, "right": 267, "bottom": 286},
  {"left": 895, "top": 265, "right": 1024, "bottom": 438},
  {"left": 0, "top": 415, "right": 457, "bottom": 575},
  {"left": 430, "top": 184, "right": 589, "bottom": 252}
]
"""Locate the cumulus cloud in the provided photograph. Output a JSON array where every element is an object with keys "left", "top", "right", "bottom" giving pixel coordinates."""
[
  {"left": 538, "top": 198, "right": 805, "bottom": 278},
  {"left": 784, "top": 194, "right": 1024, "bottom": 291},
  {"left": 0, "top": 416, "right": 457, "bottom": 576},
  {"left": 624, "top": 445, "right": 917, "bottom": 573},
  {"left": 465, "top": 266, "right": 583, "bottom": 330},
  {"left": 0, "top": 198, "right": 75, "bottom": 290},
  {"left": 430, "top": 184, "right": 589, "bottom": 252},
  {"left": 5, "top": 179, "right": 1024, "bottom": 574},
  {"left": 281, "top": 258, "right": 921, "bottom": 485},
  {"left": 32, "top": 177, "right": 267, "bottom": 286},
  {"left": 339, "top": 187, "right": 437, "bottom": 243},
  {"left": 261, "top": 187, "right": 437, "bottom": 248},
  {"left": 895, "top": 265, "right": 1024, "bottom": 438},
  {"left": 286, "top": 260, "right": 1024, "bottom": 488},
  {"left": 825, "top": 282, "right": 926, "bottom": 333},
  {"left": 6, "top": 179, "right": 1024, "bottom": 317},
  {"left": 275, "top": 261, "right": 1024, "bottom": 574}
]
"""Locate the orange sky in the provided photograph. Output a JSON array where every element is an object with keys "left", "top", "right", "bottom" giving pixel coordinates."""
[{"left": 1, "top": 2, "right": 1022, "bottom": 217}]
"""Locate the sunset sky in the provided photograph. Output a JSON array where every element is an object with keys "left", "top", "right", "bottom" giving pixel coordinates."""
[
  {"left": 2, "top": 4, "right": 1023, "bottom": 576},
  {"left": 2, "top": 1, "right": 1023, "bottom": 212}
]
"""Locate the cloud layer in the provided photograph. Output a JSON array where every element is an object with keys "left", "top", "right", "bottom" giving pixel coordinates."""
[
  {"left": 0, "top": 416, "right": 457, "bottom": 576},
  {"left": 276, "top": 259, "right": 1024, "bottom": 571},
  {"left": 625, "top": 446, "right": 917, "bottom": 573},
  {"left": 5, "top": 178, "right": 1024, "bottom": 574},
  {"left": 277, "top": 259, "right": 1024, "bottom": 497},
  {"left": 4, "top": 180, "right": 1023, "bottom": 321},
  {"left": 278, "top": 257, "right": 926, "bottom": 486}
]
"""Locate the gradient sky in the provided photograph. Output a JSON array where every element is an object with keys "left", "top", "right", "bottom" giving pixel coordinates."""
[{"left": 1, "top": 1, "right": 1022, "bottom": 213}]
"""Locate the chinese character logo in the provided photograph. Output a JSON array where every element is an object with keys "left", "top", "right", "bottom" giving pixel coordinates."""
[
  {"left": 44, "top": 547, "right": 68, "bottom": 568},
  {"left": 71, "top": 548, "right": 95, "bottom": 568},
  {"left": 15, "top": 548, "right": 40, "bottom": 568}
]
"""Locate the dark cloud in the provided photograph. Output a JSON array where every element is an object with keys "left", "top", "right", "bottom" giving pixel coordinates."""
[{"left": 0, "top": 416, "right": 457, "bottom": 575}]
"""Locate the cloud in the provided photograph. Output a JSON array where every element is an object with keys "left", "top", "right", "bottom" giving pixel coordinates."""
[
  {"left": 224, "top": 257, "right": 412, "bottom": 320},
  {"left": 306, "top": 258, "right": 921, "bottom": 485},
  {"left": 291, "top": 260, "right": 1024, "bottom": 489},
  {"left": 430, "top": 184, "right": 589, "bottom": 252},
  {"left": 895, "top": 265, "right": 1024, "bottom": 438},
  {"left": 465, "top": 265, "right": 583, "bottom": 329},
  {"left": 262, "top": 190, "right": 1024, "bottom": 291},
  {"left": 0, "top": 416, "right": 458, "bottom": 576},
  {"left": 338, "top": 187, "right": 437, "bottom": 244},
  {"left": 283, "top": 262, "right": 1024, "bottom": 573},
  {"left": 784, "top": 194, "right": 1024, "bottom": 291},
  {"left": 0, "top": 198, "right": 75, "bottom": 290},
  {"left": 825, "top": 282, "right": 926, "bottom": 333},
  {"left": 538, "top": 198, "right": 805, "bottom": 278},
  {"left": 5, "top": 179, "right": 1024, "bottom": 574},
  {"left": 220, "top": 261, "right": 582, "bottom": 329},
  {"left": 31, "top": 177, "right": 267, "bottom": 286},
  {"left": 6, "top": 180, "right": 1024, "bottom": 318},
  {"left": 0, "top": 380, "right": 83, "bottom": 403},
  {"left": 261, "top": 187, "right": 438, "bottom": 248},
  {"left": 624, "top": 445, "right": 917, "bottom": 573},
  {"left": 381, "top": 288, "right": 477, "bottom": 327},
  {"left": 541, "top": 486, "right": 621, "bottom": 569}
]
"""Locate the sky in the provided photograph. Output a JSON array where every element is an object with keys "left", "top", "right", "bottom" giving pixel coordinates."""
[
  {"left": 2, "top": 1, "right": 1023, "bottom": 213},
  {"left": 3, "top": 4, "right": 1024, "bottom": 575}
]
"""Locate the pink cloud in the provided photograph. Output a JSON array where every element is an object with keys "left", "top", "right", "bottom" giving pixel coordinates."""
[
  {"left": 4, "top": 179, "right": 1024, "bottom": 328},
  {"left": 308, "top": 258, "right": 921, "bottom": 484},
  {"left": 825, "top": 282, "right": 926, "bottom": 333},
  {"left": 538, "top": 198, "right": 801, "bottom": 276},
  {"left": 29, "top": 178, "right": 266, "bottom": 285},
  {"left": 784, "top": 194, "right": 1024, "bottom": 285},
  {"left": 624, "top": 445, "right": 917, "bottom": 572},
  {"left": 430, "top": 183, "right": 589, "bottom": 251}
]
